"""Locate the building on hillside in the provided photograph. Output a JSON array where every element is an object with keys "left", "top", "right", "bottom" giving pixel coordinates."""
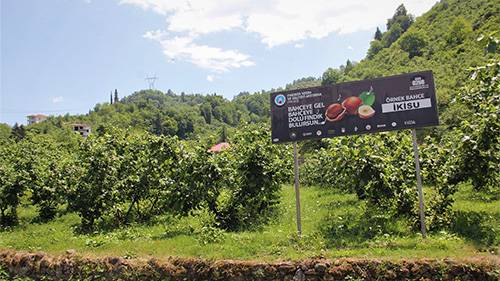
[
  {"left": 71, "top": 123, "right": 91, "bottom": 137},
  {"left": 27, "top": 114, "right": 48, "bottom": 125},
  {"left": 208, "top": 142, "right": 230, "bottom": 153}
]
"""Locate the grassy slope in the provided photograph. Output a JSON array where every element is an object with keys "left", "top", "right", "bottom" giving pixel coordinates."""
[{"left": 0, "top": 184, "right": 497, "bottom": 261}]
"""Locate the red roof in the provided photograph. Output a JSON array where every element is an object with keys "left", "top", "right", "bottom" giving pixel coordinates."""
[
  {"left": 27, "top": 114, "right": 48, "bottom": 118},
  {"left": 208, "top": 142, "right": 230, "bottom": 153}
]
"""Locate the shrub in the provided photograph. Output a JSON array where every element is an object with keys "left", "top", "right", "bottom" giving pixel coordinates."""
[
  {"left": 445, "top": 62, "right": 499, "bottom": 193},
  {"left": 451, "top": 210, "right": 499, "bottom": 246},
  {"left": 68, "top": 131, "right": 123, "bottom": 231},
  {"left": 446, "top": 17, "right": 472, "bottom": 46},
  {"left": 214, "top": 124, "right": 292, "bottom": 230},
  {"left": 309, "top": 132, "right": 418, "bottom": 222},
  {"left": 399, "top": 30, "right": 428, "bottom": 58},
  {"left": 0, "top": 141, "right": 22, "bottom": 226}
]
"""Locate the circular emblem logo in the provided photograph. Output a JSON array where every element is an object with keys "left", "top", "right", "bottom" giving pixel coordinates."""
[{"left": 274, "top": 94, "right": 286, "bottom": 106}]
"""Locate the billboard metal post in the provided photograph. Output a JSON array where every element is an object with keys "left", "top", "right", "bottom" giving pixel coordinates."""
[
  {"left": 411, "top": 129, "right": 427, "bottom": 238},
  {"left": 293, "top": 142, "right": 302, "bottom": 236}
]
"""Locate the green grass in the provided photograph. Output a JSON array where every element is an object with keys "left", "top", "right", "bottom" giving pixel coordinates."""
[{"left": 0, "top": 184, "right": 498, "bottom": 261}]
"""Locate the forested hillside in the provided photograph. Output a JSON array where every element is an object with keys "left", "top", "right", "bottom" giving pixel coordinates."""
[{"left": 323, "top": 0, "right": 499, "bottom": 125}]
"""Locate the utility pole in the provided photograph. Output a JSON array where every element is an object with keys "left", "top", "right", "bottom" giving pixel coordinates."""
[{"left": 145, "top": 74, "right": 158, "bottom": 90}]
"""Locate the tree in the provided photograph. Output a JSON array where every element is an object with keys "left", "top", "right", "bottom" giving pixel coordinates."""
[
  {"left": 200, "top": 103, "right": 213, "bottom": 124},
  {"left": 387, "top": 4, "right": 413, "bottom": 32},
  {"left": 382, "top": 24, "right": 403, "bottom": 47},
  {"left": 399, "top": 30, "right": 428, "bottom": 58},
  {"left": 446, "top": 17, "right": 472, "bottom": 46},
  {"left": 151, "top": 113, "right": 163, "bottom": 136},
  {"left": 220, "top": 126, "right": 228, "bottom": 142},
  {"left": 0, "top": 124, "right": 11, "bottom": 141},
  {"left": 367, "top": 40, "right": 384, "bottom": 59},
  {"left": 11, "top": 123, "right": 25, "bottom": 141},
  {"left": 114, "top": 89, "right": 119, "bottom": 104},
  {"left": 322, "top": 68, "right": 344, "bottom": 85},
  {"left": 68, "top": 132, "right": 122, "bottom": 231},
  {"left": 445, "top": 62, "right": 499, "bottom": 192},
  {"left": 110, "top": 92, "right": 113, "bottom": 104},
  {"left": 344, "top": 59, "right": 354, "bottom": 74},
  {"left": 374, "top": 27, "right": 383, "bottom": 40},
  {"left": 161, "top": 117, "right": 178, "bottom": 136},
  {"left": 0, "top": 142, "right": 22, "bottom": 226}
]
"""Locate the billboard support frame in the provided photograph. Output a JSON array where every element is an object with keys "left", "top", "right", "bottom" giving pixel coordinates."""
[
  {"left": 411, "top": 129, "right": 427, "bottom": 238},
  {"left": 271, "top": 71, "right": 439, "bottom": 239},
  {"left": 293, "top": 142, "right": 302, "bottom": 236}
]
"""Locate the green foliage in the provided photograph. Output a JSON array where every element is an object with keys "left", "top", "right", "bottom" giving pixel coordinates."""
[
  {"left": 477, "top": 32, "right": 498, "bottom": 54},
  {"left": 386, "top": 4, "right": 414, "bottom": 33},
  {"left": 374, "top": 27, "right": 382, "bottom": 41},
  {"left": 451, "top": 210, "right": 499, "bottom": 246},
  {"left": 0, "top": 141, "right": 22, "bottom": 226},
  {"left": 118, "top": 133, "right": 182, "bottom": 222},
  {"left": 444, "top": 62, "right": 499, "bottom": 192},
  {"left": 10, "top": 123, "right": 25, "bottom": 142},
  {"left": 1, "top": 121, "right": 292, "bottom": 232},
  {"left": 446, "top": 17, "right": 473, "bottom": 46},
  {"left": 214, "top": 124, "right": 293, "bottom": 230},
  {"left": 382, "top": 24, "right": 403, "bottom": 48},
  {"left": 0, "top": 123, "right": 11, "bottom": 141},
  {"left": 367, "top": 40, "right": 384, "bottom": 59},
  {"left": 321, "top": 68, "right": 344, "bottom": 85},
  {"left": 68, "top": 130, "right": 124, "bottom": 231},
  {"left": 320, "top": 206, "right": 412, "bottom": 247},
  {"left": 285, "top": 77, "right": 321, "bottom": 90},
  {"left": 399, "top": 30, "right": 428, "bottom": 58},
  {"left": 25, "top": 136, "right": 77, "bottom": 222},
  {"left": 302, "top": 132, "right": 419, "bottom": 223}
]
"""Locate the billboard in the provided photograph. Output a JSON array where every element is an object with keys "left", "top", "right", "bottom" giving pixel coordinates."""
[{"left": 270, "top": 71, "right": 439, "bottom": 143}]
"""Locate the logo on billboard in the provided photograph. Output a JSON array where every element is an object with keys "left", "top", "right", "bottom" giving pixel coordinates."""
[
  {"left": 410, "top": 75, "right": 429, "bottom": 90},
  {"left": 274, "top": 94, "right": 286, "bottom": 106}
]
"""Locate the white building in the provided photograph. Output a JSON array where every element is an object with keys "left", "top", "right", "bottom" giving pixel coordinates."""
[
  {"left": 27, "top": 114, "right": 48, "bottom": 125},
  {"left": 71, "top": 123, "right": 91, "bottom": 137}
]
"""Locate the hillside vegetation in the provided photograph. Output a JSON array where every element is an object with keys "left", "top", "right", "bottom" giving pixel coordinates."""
[{"left": 325, "top": 0, "right": 499, "bottom": 119}]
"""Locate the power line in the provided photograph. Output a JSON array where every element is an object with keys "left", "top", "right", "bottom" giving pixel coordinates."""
[{"left": 145, "top": 74, "right": 158, "bottom": 90}]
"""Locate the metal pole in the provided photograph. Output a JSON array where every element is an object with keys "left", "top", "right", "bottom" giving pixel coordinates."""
[
  {"left": 293, "top": 142, "right": 302, "bottom": 236},
  {"left": 411, "top": 129, "right": 427, "bottom": 238}
]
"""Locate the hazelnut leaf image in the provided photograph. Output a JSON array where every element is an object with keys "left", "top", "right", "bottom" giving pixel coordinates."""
[{"left": 359, "top": 90, "right": 375, "bottom": 106}]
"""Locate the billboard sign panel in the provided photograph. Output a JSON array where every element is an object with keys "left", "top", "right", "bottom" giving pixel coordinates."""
[{"left": 270, "top": 71, "right": 439, "bottom": 143}]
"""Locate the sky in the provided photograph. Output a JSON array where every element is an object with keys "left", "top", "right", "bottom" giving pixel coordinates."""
[{"left": 1, "top": 0, "right": 437, "bottom": 125}]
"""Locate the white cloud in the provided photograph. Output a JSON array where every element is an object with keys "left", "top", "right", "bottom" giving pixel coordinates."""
[
  {"left": 144, "top": 31, "right": 254, "bottom": 72},
  {"left": 206, "top": 75, "right": 214, "bottom": 82},
  {"left": 294, "top": 43, "right": 304, "bottom": 48},
  {"left": 52, "top": 96, "right": 64, "bottom": 103},
  {"left": 123, "top": 0, "right": 437, "bottom": 69},
  {"left": 347, "top": 45, "right": 353, "bottom": 50}
]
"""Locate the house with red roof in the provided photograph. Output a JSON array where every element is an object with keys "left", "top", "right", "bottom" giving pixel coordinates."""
[
  {"left": 208, "top": 142, "right": 231, "bottom": 153},
  {"left": 27, "top": 114, "right": 48, "bottom": 125}
]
